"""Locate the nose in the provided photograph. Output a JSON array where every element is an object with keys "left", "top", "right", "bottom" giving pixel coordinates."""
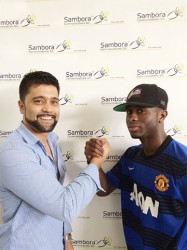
[
  {"left": 42, "top": 101, "right": 52, "bottom": 112},
  {"left": 128, "top": 112, "right": 138, "bottom": 122}
]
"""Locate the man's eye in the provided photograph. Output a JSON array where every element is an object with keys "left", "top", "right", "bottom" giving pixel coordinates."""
[
  {"left": 34, "top": 99, "right": 43, "bottom": 104},
  {"left": 51, "top": 100, "right": 59, "bottom": 105},
  {"left": 138, "top": 108, "right": 144, "bottom": 113}
]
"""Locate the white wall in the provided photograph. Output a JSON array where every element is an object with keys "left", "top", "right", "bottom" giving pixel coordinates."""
[{"left": 0, "top": 0, "right": 187, "bottom": 249}]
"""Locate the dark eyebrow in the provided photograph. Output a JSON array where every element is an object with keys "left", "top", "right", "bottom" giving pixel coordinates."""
[
  {"left": 32, "top": 96, "right": 45, "bottom": 100},
  {"left": 32, "top": 96, "right": 59, "bottom": 101},
  {"left": 51, "top": 97, "right": 60, "bottom": 101}
]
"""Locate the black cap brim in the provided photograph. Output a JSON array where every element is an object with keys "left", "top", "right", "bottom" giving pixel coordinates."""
[{"left": 113, "top": 102, "right": 156, "bottom": 112}]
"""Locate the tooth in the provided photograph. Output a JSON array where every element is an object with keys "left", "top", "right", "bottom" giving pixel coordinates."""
[{"left": 41, "top": 116, "right": 52, "bottom": 120}]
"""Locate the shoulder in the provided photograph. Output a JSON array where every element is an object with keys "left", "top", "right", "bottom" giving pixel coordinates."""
[
  {"left": 123, "top": 144, "right": 142, "bottom": 159},
  {"left": 0, "top": 130, "right": 21, "bottom": 151},
  {"left": 166, "top": 138, "right": 187, "bottom": 161},
  {"left": 0, "top": 130, "right": 29, "bottom": 150},
  {"left": 0, "top": 130, "right": 39, "bottom": 163}
]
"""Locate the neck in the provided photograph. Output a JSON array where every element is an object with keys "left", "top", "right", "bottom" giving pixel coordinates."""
[{"left": 140, "top": 132, "right": 167, "bottom": 156}]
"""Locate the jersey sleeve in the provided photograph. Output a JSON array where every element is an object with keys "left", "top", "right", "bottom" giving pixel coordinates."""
[{"left": 106, "top": 160, "right": 122, "bottom": 189}]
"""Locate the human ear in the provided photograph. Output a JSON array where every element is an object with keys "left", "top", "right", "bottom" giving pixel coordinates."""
[
  {"left": 159, "top": 110, "right": 168, "bottom": 123},
  {"left": 18, "top": 100, "right": 25, "bottom": 114}
]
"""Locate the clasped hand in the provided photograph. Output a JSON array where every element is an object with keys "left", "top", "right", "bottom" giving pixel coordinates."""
[{"left": 84, "top": 138, "right": 111, "bottom": 168}]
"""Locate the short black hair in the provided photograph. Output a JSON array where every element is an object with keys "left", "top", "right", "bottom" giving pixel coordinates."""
[{"left": 19, "top": 71, "right": 60, "bottom": 102}]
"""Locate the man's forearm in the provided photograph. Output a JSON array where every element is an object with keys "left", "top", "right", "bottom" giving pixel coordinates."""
[{"left": 97, "top": 168, "right": 116, "bottom": 196}]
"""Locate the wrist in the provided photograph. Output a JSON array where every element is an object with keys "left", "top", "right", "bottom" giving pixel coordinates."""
[
  {"left": 90, "top": 157, "right": 102, "bottom": 169},
  {"left": 65, "top": 233, "right": 72, "bottom": 241}
]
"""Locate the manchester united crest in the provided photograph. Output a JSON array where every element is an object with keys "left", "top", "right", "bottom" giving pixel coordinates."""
[{"left": 154, "top": 174, "right": 169, "bottom": 192}]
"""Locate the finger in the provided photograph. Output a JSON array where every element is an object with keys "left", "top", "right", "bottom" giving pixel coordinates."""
[
  {"left": 84, "top": 145, "right": 103, "bottom": 158},
  {"left": 90, "top": 138, "right": 104, "bottom": 146},
  {"left": 86, "top": 140, "right": 104, "bottom": 153}
]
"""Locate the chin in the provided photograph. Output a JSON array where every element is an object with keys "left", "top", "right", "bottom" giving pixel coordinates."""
[{"left": 129, "top": 133, "right": 140, "bottom": 139}]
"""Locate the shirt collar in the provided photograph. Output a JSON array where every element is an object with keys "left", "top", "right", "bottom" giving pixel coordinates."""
[{"left": 16, "top": 122, "right": 59, "bottom": 145}]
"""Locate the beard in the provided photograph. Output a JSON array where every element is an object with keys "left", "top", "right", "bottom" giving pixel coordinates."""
[{"left": 25, "top": 115, "right": 58, "bottom": 133}]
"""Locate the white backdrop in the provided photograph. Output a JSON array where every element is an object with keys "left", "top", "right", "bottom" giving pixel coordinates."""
[{"left": 0, "top": 0, "right": 187, "bottom": 249}]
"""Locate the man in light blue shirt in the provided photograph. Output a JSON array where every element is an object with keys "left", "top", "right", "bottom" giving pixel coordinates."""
[{"left": 0, "top": 71, "right": 110, "bottom": 250}]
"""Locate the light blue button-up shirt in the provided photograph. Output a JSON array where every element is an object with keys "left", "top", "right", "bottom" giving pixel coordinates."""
[{"left": 0, "top": 123, "right": 102, "bottom": 250}]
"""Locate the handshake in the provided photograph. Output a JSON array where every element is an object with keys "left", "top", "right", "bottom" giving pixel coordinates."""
[{"left": 84, "top": 138, "right": 111, "bottom": 169}]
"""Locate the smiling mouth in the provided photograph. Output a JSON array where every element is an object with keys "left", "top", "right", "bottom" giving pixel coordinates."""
[
  {"left": 37, "top": 115, "right": 55, "bottom": 119},
  {"left": 37, "top": 115, "right": 55, "bottom": 122}
]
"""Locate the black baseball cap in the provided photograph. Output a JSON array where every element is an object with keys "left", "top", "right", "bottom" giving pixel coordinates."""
[{"left": 113, "top": 84, "right": 168, "bottom": 112}]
